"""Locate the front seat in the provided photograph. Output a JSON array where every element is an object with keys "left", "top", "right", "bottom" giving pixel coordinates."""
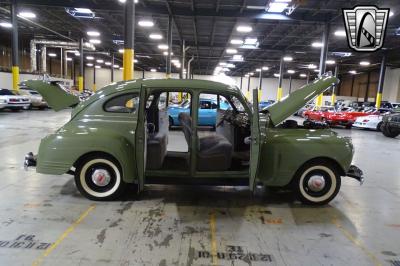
[{"left": 178, "top": 112, "right": 232, "bottom": 171}]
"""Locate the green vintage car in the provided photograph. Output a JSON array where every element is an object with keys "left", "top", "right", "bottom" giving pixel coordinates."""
[{"left": 24, "top": 74, "right": 363, "bottom": 205}]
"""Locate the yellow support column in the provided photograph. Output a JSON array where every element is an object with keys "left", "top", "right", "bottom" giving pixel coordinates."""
[
  {"left": 92, "top": 84, "right": 96, "bottom": 92},
  {"left": 375, "top": 92, "right": 382, "bottom": 108},
  {"left": 12, "top": 66, "right": 19, "bottom": 92},
  {"left": 331, "top": 93, "right": 336, "bottom": 106},
  {"left": 276, "top": 87, "right": 283, "bottom": 101},
  {"left": 316, "top": 94, "right": 323, "bottom": 107},
  {"left": 123, "top": 49, "right": 134, "bottom": 80},
  {"left": 78, "top": 76, "right": 83, "bottom": 93},
  {"left": 258, "top": 89, "right": 262, "bottom": 102}
]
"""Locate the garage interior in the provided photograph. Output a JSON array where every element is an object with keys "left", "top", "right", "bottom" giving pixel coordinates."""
[{"left": 0, "top": 0, "right": 400, "bottom": 265}]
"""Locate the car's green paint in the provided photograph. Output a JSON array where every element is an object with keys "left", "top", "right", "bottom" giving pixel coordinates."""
[
  {"left": 24, "top": 80, "right": 80, "bottom": 111},
  {"left": 26, "top": 76, "right": 355, "bottom": 191}
]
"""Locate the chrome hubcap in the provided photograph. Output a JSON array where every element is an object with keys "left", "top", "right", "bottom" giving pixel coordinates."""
[
  {"left": 91, "top": 169, "right": 111, "bottom": 187},
  {"left": 307, "top": 175, "right": 326, "bottom": 192}
]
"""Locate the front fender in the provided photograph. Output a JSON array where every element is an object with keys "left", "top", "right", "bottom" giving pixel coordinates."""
[
  {"left": 258, "top": 128, "right": 353, "bottom": 187},
  {"left": 37, "top": 128, "right": 136, "bottom": 183}
]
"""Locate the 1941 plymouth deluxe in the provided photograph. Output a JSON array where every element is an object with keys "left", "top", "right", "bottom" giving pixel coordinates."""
[{"left": 24, "top": 74, "right": 363, "bottom": 205}]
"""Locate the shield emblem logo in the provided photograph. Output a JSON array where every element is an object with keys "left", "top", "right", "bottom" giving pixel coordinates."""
[{"left": 343, "top": 6, "right": 390, "bottom": 52}]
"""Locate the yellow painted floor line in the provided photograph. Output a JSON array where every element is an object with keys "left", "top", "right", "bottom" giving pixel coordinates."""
[
  {"left": 209, "top": 211, "right": 218, "bottom": 266},
  {"left": 332, "top": 218, "right": 382, "bottom": 266},
  {"left": 32, "top": 204, "right": 96, "bottom": 266}
]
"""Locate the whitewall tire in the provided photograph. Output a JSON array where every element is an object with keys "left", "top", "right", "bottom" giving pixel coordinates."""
[
  {"left": 75, "top": 155, "right": 126, "bottom": 201},
  {"left": 294, "top": 161, "right": 341, "bottom": 205}
]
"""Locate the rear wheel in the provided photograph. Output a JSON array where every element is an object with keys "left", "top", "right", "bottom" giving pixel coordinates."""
[
  {"left": 74, "top": 154, "right": 127, "bottom": 201},
  {"left": 293, "top": 160, "right": 341, "bottom": 205},
  {"left": 376, "top": 122, "right": 383, "bottom": 132},
  {"left": 382, "top": 123, "right": 400, "bottom": 138}
]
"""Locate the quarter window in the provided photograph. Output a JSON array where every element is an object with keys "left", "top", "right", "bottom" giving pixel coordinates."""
[{"left": 104, "top": 93, "right": 139, "bottom": 113}]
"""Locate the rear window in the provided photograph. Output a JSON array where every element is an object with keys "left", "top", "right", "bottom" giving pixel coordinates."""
[{"left": 104, "top": 93, "right": 139, "bottom": 113}]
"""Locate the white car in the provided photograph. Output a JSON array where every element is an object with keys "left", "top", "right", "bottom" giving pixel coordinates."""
[
  {"left": 19, "top": 88, "right": 48, "bottom": 109},
  {"left": 353, "top": 114, "right": 384, "bottom": 131},
  {"left": 0, "top": 89, "right": 31, "bottom": 110}
]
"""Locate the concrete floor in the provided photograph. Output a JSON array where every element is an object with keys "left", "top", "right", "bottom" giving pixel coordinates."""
[{"left": 0, "top": 109, "right": 399, "bottom": 266}]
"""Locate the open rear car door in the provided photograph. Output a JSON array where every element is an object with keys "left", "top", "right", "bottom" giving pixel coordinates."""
[
  {"left": 135, "top": 85, "right": 147, "bottom": 191},
  {"left": 23, "top": 80, "right": 80, "bottom": 111},
  {"left": 249, "top": 89, "right": 261, "bottom": 191}
]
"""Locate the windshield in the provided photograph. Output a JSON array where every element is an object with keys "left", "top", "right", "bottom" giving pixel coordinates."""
[{"left": 0, "top": 89, "right": 16, "bottom": 96}]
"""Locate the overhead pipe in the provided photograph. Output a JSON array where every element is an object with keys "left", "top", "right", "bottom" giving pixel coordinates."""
[
  {"left": 30, "top": 39, "right": 95, "bottom": 72},
  {"left": 187, "top": 55, "right": 194, "bottom": 79}
]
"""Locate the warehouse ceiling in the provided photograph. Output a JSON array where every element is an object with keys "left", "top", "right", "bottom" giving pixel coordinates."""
[{"left": 0, "top": 0, "right": 400, "bottom": 77}]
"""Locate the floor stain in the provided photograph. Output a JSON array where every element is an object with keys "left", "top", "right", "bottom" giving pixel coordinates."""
[
  {"left": 116, "top": 202, "right": 134, "bottom": 215},
  {"left": 96, "top": 228, "right": 107, "bottom": 245},
  {"left": 154, "top": 234, "right": 173, "bottom": 247},
  {"left": 319, "top": 233, "right": 332, "bottom": 238},
  {"left": 382, "top": 251, "right": 397, "bottom": 256}
]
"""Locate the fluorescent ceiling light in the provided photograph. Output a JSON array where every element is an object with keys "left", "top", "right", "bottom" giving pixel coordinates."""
[
  {"left": 149, "top": 34, "right": 162, "bottom": 40},
  {"left": 138, "top": 20, "right": 154, "bottom": 27},
  {"left": 312, "top": 42, "right": 323, "bottom": 48},
  {"left": 86, "top": 56, "right": 94, "bottom": 60},
  {"left": 230, "top": 39, "right": 243, "bottom": 45},
  {"left": 314, "top": 69, "right": 320, "bottom": 73},
  {"left": 66, "top": 58, "right": 72, "bottom": 61},
  {"left": 48, "top": 53, "right": 57, "bottom": 57},
  {"left": 96, "top": 59, "right": 104, "bottom": 63},
  {"left": 334, "top": 30, "right": 346, "bottom": 37},
  {"left": 360, "top": 61, "right": 370, "bottom": 66},
  {"left": 274, "top": 73, "right": 280, "bottom": 78},
  {"left": 249, "top": 72, "right": 254, "bottom": 76},
  {"left": 150, "top": 68, "right": 157, "bottom": 72},
  {"left": 226, "top": 48, "right": 237, "bottom": 54},
  {"left": 158, "top": 44, "right": 168, "bottom": 50},
  {"left": 118, "top": 49, "right": 124, "bottom": 53},
  {"left": 86, "top": 63, "right": 93, "bottom": 67},
  {"left": 287, "top": 70, "right": 295, "bottom": 74},
  {"left": 89, "top": 39, "right": 101, "bottom": 44},
  {"left": 113, "top": 64, "right": 119, "bottom": 68},
  {"left": 74, "top": 51, "right": 80, "bottom": 56},
  {"left": 245, "top": 74, "right": 249, "bottom": 77},
  {"left": 95, "top": 65, "right": 101, "bottom": 69},
  {"left": 119, "top": 67, "right": 124, "bottom": 70},
  {"left": 134, "top": 59, "right": 138, "bottom": 63},
  {"left": 236, "top": 25, "right": 252, "bottom": 33},
  {"left": 244, "top": 38, "right": 258, "bottom": 45},
  {"left": 231, "top": 55, "right": 244, "bottom": 61},
  {"left": 283, "top": 56, "right": 293, "bottom": 62},
  {"left": 332, "top": 52, "right": 352, "bottom": 57},
  {"left": 349, "top": 70, "right": 357, "bottom": 74},
  {"left": 256, "top": 68, "right": 261, "bottom": 72},
  {"left": 67, "top": 8, "right": 95, "bottom": 18},
  {"left": 262, "top": 66, "right": 269, "bottom": 70},
  {"left": 119, "top": 0, "right": 139, "bottom": 3},
  {"left": 0, "top": 22, "right": 12, "bottom": 28},
  {"left": 18, "top": 12, "right": 36, "bottom": 18},
  {"left": 267, "top": 2, "right": 288, "bottom": 13},
  {"left": 105, "top": 62, "right": 112, "bottom": 66},
  {"left": 87, "top": 31, "right": 100, "bottom": 37},
  {"left": 308, "top": 64, "right": 317, "bottom": 69},
  {"left": 326, "top": 60, "right": 336, "bottom": 65},
  {"left": 300, "top": 73, "right": 307, "bottom": 78},
  {"left": 219, "top": 62, "right": 227, "bottom": 66}
]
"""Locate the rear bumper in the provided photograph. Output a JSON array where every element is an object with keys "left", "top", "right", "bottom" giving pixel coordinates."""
[{"left": 346, "top": 165, "right": 364, "bottom": 185}]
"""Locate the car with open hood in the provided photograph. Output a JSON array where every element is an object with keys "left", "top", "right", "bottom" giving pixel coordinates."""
[{"left": 23, "top": 75, "right": 364, "bottom": 205}]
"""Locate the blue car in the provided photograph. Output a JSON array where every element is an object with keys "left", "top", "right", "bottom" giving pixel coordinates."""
[
  {"left": 259, "top": 100, "right": 275, "bottom": 110},
  {"left": 168, "top": 98, "right": 230, "bottom": 126}
]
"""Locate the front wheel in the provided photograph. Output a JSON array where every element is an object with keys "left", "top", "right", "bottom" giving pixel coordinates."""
[
  {"left": 75, "top": 154, "right": 127, "bottom": 201},
  {"left": 293, "top": 161, "right": 341, "bottom": 205},
  {"left": 382, "top": 123, "right": 400, "bottom": 138}
]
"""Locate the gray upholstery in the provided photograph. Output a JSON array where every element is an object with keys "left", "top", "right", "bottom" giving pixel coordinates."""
[
  {"left": 178, "top": 112, "right": 232, "bottom": 171},
  {"left": 146, "top": 110, "right": 168, "bottom": 170}
]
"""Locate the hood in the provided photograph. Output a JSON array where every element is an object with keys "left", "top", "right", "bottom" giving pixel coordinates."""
[
  {"left": 264, "top": 75, "right": 339, "bottom": 126},
  {"left": 23, "top": 80, "right": 80, "bottom": 111}
]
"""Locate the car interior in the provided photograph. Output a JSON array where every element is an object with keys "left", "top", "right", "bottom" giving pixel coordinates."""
[{"left": 144, "top": 90, "right": 251, "bottom": 174}]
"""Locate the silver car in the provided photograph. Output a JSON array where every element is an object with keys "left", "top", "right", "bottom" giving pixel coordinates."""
[
  {"left": 0, "top": 89, "right": 31, "bottom": 111},
  {"left": 19, "top": 88, "right": 48, "bottom": 109}
]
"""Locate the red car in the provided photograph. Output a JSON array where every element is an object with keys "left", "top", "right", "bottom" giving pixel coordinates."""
[{"left": 304, "top": 107, "right": 378, "bottom": 128}]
